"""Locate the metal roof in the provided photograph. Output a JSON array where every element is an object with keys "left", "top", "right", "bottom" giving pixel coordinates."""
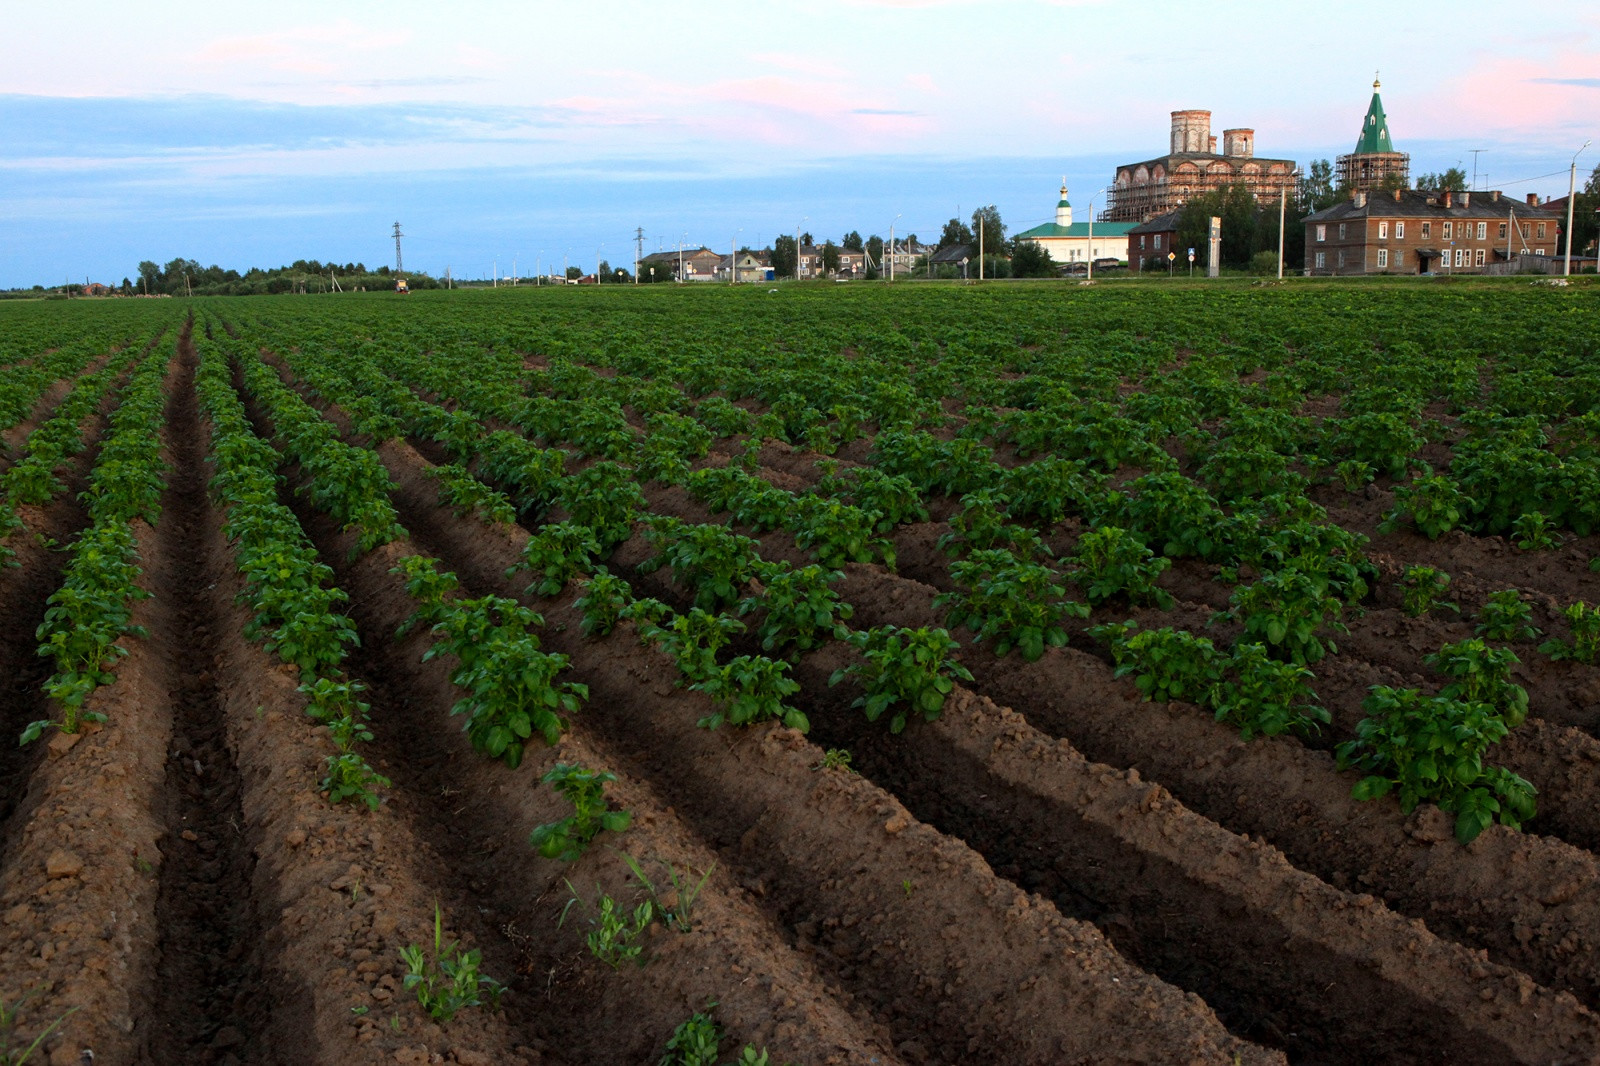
[
  {"left": 1352, "top": 80, "right": 1396, "bottom": 156},
  {"left": 1014, "top": 221, "right": 1138, "bottom": 239}
]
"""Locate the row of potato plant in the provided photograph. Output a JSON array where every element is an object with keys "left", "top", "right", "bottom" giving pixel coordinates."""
[
  {"left": 193, "top": 324, "right": 389, "bottom": 808},
  {"left": 23, "top": 337, "right": 171, "bottom": 742}
]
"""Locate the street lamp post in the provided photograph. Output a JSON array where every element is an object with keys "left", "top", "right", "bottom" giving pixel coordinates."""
[
  {"left": 1087, "top": 194, "right": 1095, "bottom": 282},
  {"left": 1566, "top": 140, "right": 1591, "bottom": 278},
  {"left": 888, "top": 213, "right": 901, "bottom": 282},
  {"left": 796, "top": 218, "right": 808, "bottom": 280}
]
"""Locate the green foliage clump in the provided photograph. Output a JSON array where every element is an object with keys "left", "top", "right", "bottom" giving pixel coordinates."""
[
  {"left": 1400, "top": 565, "right": 1457, "bottom": 617},
  {"left": 529, "top": 764, "right": 633, "bottom": 861},
  {"left": 830, "top": 625, "right": 973, "bottom": 733},
  {"left": 1068, "top": 526, "right": 1173, "bottom": 608},
  {"left": 1337, "top": 686, "right": 1535, "bottom": 844},
  {"left": 1476, "top": 589, "right": 1540, "bottom": 642},
  {"left": 1540, "top": 602, "right": 1600, "bottom": 664},
  {"left": 938, "top": 549, "right": 1087, "bottom": 662},
  {"left": 692, "top": 655, "right": 807, "bottom": 733}
]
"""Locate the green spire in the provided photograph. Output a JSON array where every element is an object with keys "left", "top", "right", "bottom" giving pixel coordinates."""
[{"left": 1353, "top": 76, "right": 1395, "bottom": 155}]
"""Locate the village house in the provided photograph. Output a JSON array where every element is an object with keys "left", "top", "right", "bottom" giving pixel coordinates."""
[
  {"left": 1303, "top": 187, "right": 1557, "bottom": 276},
  {"left": 1126, "top": 210, "right": 1183, "bottom": 272},
  {"left": 716, "top": 251, "right": 771, "bottom": 283},
  {"left": 638, "top": 247, "right": 723, "bottom": 281},
  {"left": 1014, "top": 184, "right": 1135, "bottom": 266}
]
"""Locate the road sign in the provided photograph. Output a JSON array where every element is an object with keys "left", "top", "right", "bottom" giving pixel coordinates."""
[
  {"left": 1167, "top": 252, "right": 1175, "bottom": 261},
  {"left": 1188, "top": 253, "right": 1195, "bottom": 263}
]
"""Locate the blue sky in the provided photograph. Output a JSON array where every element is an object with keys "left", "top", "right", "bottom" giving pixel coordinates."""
[{"left": 3, "top": 0, "right": 1597, "bottom": 286}]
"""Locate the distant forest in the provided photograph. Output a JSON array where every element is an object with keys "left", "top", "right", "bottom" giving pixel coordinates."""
[
  {"left": 119, "top": 258, "right": 440, "bottom": 296},
  {"left": 2, "top": 258, "right": 440, "bottom": 297}
]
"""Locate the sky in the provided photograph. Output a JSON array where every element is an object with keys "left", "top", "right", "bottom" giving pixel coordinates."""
[{"left": 3, "top": 0, "right": 1598, "bottom": 287}]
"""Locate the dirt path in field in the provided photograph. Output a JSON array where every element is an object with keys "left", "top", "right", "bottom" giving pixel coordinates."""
[{"left": 141, "top": 321, "right": 269, "bottom": 1061}]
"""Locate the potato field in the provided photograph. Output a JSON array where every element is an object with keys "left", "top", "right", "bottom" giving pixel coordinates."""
[{"left": 2, "top": 281, "right": 1600, "bottom": 1065}]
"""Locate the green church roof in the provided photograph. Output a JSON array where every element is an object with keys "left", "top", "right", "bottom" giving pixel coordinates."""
[
  {"left": 1015, "top": 221, "right": 1137, "bottom": 239},
  {"left": 1352, "top": 79, "right": 1395, "bottom": 155}
]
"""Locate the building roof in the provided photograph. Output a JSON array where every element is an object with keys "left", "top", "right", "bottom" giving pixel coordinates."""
[
  {"left": 639, "top": 247, "right": 715, "bottom": 263},
  {"left": 1127, "top": 210, "right": 1185, "bottom": 234},
  {"left": 928, "top": 244, "right": 975, "bottom": 264},
  {"left": 1305, "top": 188, "right": 1551, "bottom": 223},
  {"left": 1015, "top": 221, "right": 1138, "bottom": 239},
  {"left": 1118, "top": 152, "right": 1297, "bottom": 171},
  {"left": 1352, "top": 79, "right": 1395, "bottom": 155}
]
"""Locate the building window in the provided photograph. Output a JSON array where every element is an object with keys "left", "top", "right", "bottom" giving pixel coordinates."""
[
  {"left": 1154, "top": 235, "right": 1162, "bottom": 250},
  {"left": 1337, "top": 249, "right": 1345, "bottom": 267},
  {"left": 1379, "top": 221, "right": 1388, "bottom": 239},
  {"left": 1394, "top": 249, "right": 1405, "bottom": 268},
  {"left": 1315, "top": 251, "right": 1326, "bottom": 269},
  {"left": 1421, "top": 222, "right": 1431, "bottom": 239},
  {"left": 1476, "top": 222, "right": 1486, "bottom": 240},
  {"left": 1475, "top": 248, "right": 1486, "bottom": 266},
  {"left": 1339, "top": 223, "right": 1347, "bottom": 239},
  {"left": 1538, "top": 223, "right": 1547, "bottom": 238},
  {"left": 1498, "top": 222, "right": 1508, "bottom": 239},
  {"left": 1443, "top": 221, "right": 1453, "bottom": 239},
  {"left": 1140, "top": 235, "right": 1146, "bottom": 249},
  {"left": 1455, "top": 248, "right": 1464, "bottom": 267},
  {"left": 1316, "top": 224, "right": 1326, "bottom": 242},
  {"left": 1377, "top": 249, "right": 1389, "bottom": 268},
  {"left": 1536, "top": 248, "right": 1545, "bottom": 256},
  {"left": 1395, "top": 222, "right": 1404, "bottom": 239}
]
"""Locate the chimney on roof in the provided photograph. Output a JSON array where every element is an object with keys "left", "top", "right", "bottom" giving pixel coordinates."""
[
  {"left": 1461, "top": 191, "right": 1470, "bottom": 208},
  {"left": 1354, "top": 190, "right": 1367, "bottom": 208},
  {"left": 1492, "top": 190, "right": 1501, "bottom": 203},
  {"left": 1394, "top": 187, "right": 1402, "bottom": 201},
  {"left": 1527, "top": 193, "right": 1540, "bottom": 207},
  {"left": 1443, "top": 190, "right": 1453, "bottom": 208}
]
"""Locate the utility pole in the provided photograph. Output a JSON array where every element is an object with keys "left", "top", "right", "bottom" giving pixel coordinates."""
[
  {"left": 1087, "top": 200, "right": 1095, "bottom": 281},
  {"left": 635, "top": 227, "right": 644, "bottom": 285},
  {"left": 1566, "top": 140, "right": 1590, "bottom": 277},
  {"left": 978, "top": 215, "right": 984, "bottom": 281},
  {"left": 889, "top": 213, "right": 900, "bottom": 282},
  {"left": 1277, "top": 188, "right": 1286, "bottom": 280},
  {"left": 392, "top": 221, "right": 404, "bottom": 273},
  {"left": 1470, "top": 149, "right": 1486, "bottom": 190},
  {"left": 494, "top": 259, "right": 498, "bottom": 287},
  {"left": 513, "top": 257, "right": 518, "bottom": 286}
]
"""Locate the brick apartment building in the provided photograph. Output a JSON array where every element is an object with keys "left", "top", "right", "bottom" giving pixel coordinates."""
[
  {"left": 1126, "top": 210, "right": 1183, "bottom": 271},
  {"left": 1303, "top": 187, "right": 1557, "bottom": 275}
]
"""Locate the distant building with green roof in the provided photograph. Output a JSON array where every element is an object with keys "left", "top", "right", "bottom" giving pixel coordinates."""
[
  {"left": 1013, "top": 183, "right": 1137, "bottom": 265},
  {"left": 1336, "top": 77, "right": 1410, "bottom": 192}
]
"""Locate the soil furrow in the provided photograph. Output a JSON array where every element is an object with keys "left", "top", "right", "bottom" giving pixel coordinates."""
[
  {"left": 788, "top": 645, "right": 1600, "bottom": 1065},
  {"left": 0, "top": 537, "right": 171, "bottom": 1060},
  {"left": 830, "top": 562, "right": 1600, "bottom": 1012},
  {"left": 231, "top": 369, "right": 903, "bottom": 1062},
  {"left": 141, "top": 321, "right": 269, "bottom": 1061},
  {"left": 345, "top": 431, "right": 1281, "bottom": 1066}
]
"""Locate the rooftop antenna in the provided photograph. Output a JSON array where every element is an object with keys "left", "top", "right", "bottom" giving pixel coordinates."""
[
  {"left": 1470, "top": 149, "right": 1487, "bottom": 191},
  {"left": 392, "top": 221, "right": 404, "bottom": 273}
]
